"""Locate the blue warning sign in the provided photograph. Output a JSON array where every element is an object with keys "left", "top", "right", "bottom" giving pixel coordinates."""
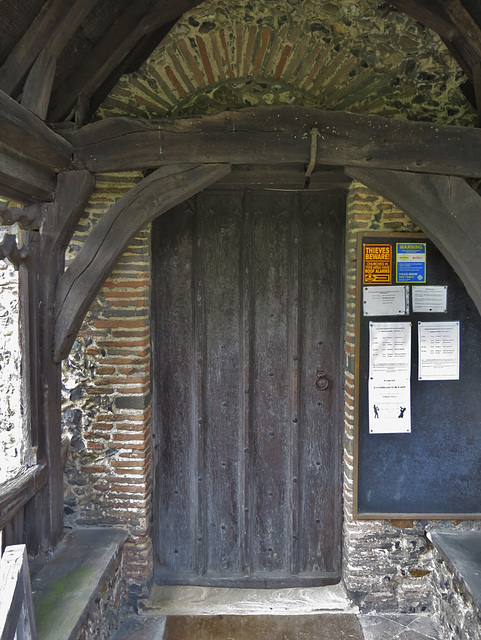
[{"left": 396, "top": 242, "right": 426, "bottom": 283}]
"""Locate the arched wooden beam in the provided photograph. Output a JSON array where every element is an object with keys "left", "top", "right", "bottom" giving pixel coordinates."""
[
  {"left": 54, "top": 163, "right": 230, "bottom": 362},
  {"left": 345, "top": 167, "right": 481, "bottom": 316}
]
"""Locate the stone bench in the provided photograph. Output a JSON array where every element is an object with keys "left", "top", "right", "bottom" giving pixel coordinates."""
[
  {"left": 428, "top": 530, "right": 481, "bottom": 640},
  {"left": 31, "top": 527, "right": 127, "bottom": 640}
]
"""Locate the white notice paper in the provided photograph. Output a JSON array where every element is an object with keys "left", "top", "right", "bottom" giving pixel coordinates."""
[
  {"left": 418, "top": 321, "right": 460, "bottom": 380},
  {"left": 369, "top": 322, "right": 412, "bottom": 434},
  {"left": 363, "top": 286, "right": 408, "bottom": 316},
  {"left": 412, "top": 286, "right": 447, "bottom": 313},
  {"left": 369, "top": 322, "right": 411, "bottom": 377}
]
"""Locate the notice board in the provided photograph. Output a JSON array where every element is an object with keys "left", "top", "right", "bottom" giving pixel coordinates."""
[{"left": 355, "top": 233, "right": 481, "bottom": 518}]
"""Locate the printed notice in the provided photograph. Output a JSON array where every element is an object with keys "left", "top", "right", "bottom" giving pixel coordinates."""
[
  {"left": 363, "top": 286, "right": 408, "bottom": 316},
  {"left": 363, "top": 244, "right": 392, "bottom": 285},
  {"left": 369, "top": 322, "right": 412, "bottom": 434},
  {"left": 369, "top": 378, "right": 411, "bottom": 434},
  {"left": 396, "top": 242, "right": 426, "bottom": 283},
  {"left": 369, "top": 322, "right": 412, "bottom": 376},
  {"left": 412, "top": 286, "right": 447, "bottom": 313},
  {"left": 418, "top": 321, "right": 460, "bottom": 381}
]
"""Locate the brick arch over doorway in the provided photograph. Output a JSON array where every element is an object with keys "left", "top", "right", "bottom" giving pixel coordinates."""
[
  {"left": 60, "top": 0, "right": 480, "bottom": 610},
  {"left": 99, "top": 0, "right": 472, "bottom": 124}
]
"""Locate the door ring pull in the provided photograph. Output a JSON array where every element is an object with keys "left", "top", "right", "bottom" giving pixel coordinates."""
[{"left": 315, "top": 371, "right": 329, "bottom": 391}]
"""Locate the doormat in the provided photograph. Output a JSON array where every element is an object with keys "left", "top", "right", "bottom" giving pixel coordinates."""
[{"left": 163, "top": 614, "right": 363, "bottom": 639}]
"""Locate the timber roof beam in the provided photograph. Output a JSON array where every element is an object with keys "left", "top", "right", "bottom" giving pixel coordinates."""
[
  {"left": 65, "top": 106, "right": 481, "bottom": 178},
  {"left": 0, "top": 90, "right": 72, "bottom": 170},
  {"left": 0, "top": 146, "right": 56, "bottom": 204}
]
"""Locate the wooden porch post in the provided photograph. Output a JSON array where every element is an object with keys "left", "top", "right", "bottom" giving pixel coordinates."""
[{"left": 24, "top": 171, "right": 95, "bottom": 551}]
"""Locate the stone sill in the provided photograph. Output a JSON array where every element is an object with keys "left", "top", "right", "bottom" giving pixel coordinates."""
[
  {"left": 31, "top": 527, "right": 128, "bottom": 640},
  {"left": 427, "top": 530, "right": 481, "bottom": 610}
]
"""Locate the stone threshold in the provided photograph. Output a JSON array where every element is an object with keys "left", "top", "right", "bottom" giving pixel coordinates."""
[
  {"left": 139, "top": 582, "right": 359, "bottom": 616},
  {"left": 31, "top": 527, "right": 128, "bottom": 640}
]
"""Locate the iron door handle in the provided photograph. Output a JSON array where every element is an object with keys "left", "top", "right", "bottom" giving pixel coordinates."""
[{"left": 315, "top": 370, "right": 329, "bottom": 391}]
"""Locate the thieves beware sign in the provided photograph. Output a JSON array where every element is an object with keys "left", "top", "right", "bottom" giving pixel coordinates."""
[{"left": 363, "top": 244, "right": 392, "bottom": 285}]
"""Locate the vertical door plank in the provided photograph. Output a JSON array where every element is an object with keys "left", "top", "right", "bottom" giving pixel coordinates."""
[
  {"left": 152, "top": 201, "right": 197, "bottom": 578},
  {"left": 248, "top": 191, "right": 294, "bottom": 576},
  {"left": 297, "top": 192, "right": 344, "bottom": 576},
  {"left": 199, "top": 192, "right": 245, "bottom": 577}
]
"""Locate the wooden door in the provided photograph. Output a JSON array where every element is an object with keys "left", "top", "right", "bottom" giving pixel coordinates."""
[{"left": 151, "top": 189, "right": 345, "bottom": 587}]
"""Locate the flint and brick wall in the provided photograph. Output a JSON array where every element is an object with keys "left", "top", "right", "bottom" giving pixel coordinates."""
[
  {"left": 430, "top": 548, "right": 481, "bottom": 640},
  {"left": 62, "top": 174, "right": 153, "bottom": 605}
]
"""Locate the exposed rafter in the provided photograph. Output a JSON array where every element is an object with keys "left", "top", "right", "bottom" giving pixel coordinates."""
[
  {"left": 388, "top": 0, "right": 457, "bottom": 40},
  {"left": 442, "top": 0, "right": 481, "bottom": 60},
  {"left": 65, "top": 106, "right": 481, "bottom": 178},
  {"left": 389, "top": 0, "right": 481, "bottom": 111},
  {"left": 0, "top": 0, "right": 99, "bottom": 97},
  {"left": 21, "top": 48, "right": 56, "bottom": 119},
  {"left": 48, "top": 0, "right": 205, "bottom": 122}
]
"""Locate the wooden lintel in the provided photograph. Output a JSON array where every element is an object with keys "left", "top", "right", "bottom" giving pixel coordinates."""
[
  {"left": 0, "top": 90, "right": 72, "bottom": 170},
  {"left": 54, "top": 163, "right": 231, "bottom": 361},
  {"left": 66, "top": 106, "right": 481, "bottom": 178},
  {"left": 212, "top": 165, "right": 351, "bottom": 191},
  {"left": 48, "top": 0, "right": 204, "bottom": 122},
  {"left": 345, "top": 166, "right": 481, "bottom": 317},
  {"left": 0, "top": 146, "right": 56, "bottom": 204},
  {"left": 21, "top": 49, "right": 57, "bottom": 120}
]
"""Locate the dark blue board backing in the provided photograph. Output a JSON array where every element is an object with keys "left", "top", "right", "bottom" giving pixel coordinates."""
[{"left": 357, "top": 235, "right": 481, "bottom": 516}]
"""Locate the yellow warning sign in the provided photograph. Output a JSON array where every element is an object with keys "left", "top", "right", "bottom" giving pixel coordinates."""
[{"left": 363, "top": 244, "right": 392, "bottom": 284}]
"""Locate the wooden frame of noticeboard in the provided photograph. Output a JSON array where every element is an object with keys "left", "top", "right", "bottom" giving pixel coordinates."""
[{"left": 353, "top": 233, "right": 481, "bottom": 519}]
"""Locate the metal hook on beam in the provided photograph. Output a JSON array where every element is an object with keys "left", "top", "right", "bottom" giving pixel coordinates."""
[{"left": 304, "top": 127, "right": 319, "bottom": 189}]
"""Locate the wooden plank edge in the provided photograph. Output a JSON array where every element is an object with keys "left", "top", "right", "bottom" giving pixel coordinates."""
[{"left": 0, "top": 463, "right": 48, "bottom": 532}]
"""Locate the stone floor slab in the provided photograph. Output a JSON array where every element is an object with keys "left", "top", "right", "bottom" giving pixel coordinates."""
[
  {"left": 162, "top": 614, "right": 363, "bottom": 640},
  {"left": 359, "top": 614, "right": 440, "bottom": 640},
  {"left": 112, "top": 614, "right": 166, "bottom": 640}
]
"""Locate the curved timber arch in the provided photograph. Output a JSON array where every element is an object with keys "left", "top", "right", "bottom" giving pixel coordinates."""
[
  {"left": 54, "top": 105, "right": 481, "bottom": 362},
  {"left": 54, "top": 163, "right": 230, "bottom": 362}
]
